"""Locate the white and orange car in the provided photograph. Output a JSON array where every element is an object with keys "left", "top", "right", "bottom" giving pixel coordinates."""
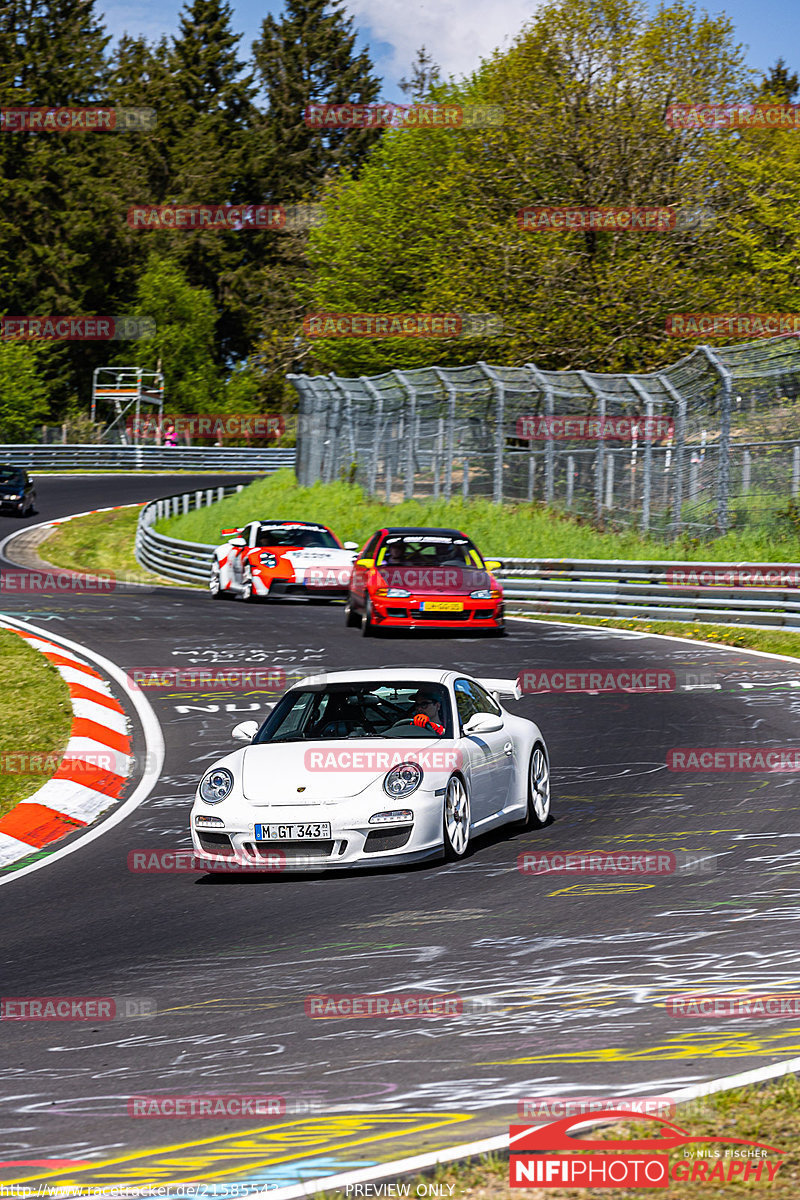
[{"left": 210, "top": 520, "right": 358, "bottom": 601}]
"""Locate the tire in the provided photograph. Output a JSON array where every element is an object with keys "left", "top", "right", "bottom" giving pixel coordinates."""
[
  {"left": 209, "top": 563, "right": 223, "bottom": 599},
  {"left": 443, "top": 775, "right": 471, "bottom": 859},
  {"left": 345, "top": 598, "right": 361, "bottom": 627},
  {"left": 517, "top": 743, "right": 550, "bottom": 829},
  {"left": 361, "top": 597, "right": 375, "bottom": 637}
]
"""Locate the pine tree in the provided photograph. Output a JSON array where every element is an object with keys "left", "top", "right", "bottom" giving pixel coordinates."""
[
  {"left": 759, "top": 58, "right": 799, "bottom": 102},
  {"left": 253, "top": 0, "right": 382, "bottom": 201},
  {"left": 399, "top": 47, "right": 441, "bottom": 102}
]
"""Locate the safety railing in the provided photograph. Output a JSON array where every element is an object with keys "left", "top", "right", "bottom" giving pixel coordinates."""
[
  {"left": 136, "top": 489, "right": 800, "bottom": 625},
  {"left": 1, "top": 444, "right": 296, "bottom": 472}
]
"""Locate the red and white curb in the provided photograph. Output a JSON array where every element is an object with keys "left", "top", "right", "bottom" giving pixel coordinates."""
[{"left": 0, "top": 616, "right": 164, "bottom": 882}]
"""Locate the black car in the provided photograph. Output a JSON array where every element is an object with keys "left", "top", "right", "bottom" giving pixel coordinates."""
[{"left": 0, "top": 466, "right": 36, "bottom": 516}]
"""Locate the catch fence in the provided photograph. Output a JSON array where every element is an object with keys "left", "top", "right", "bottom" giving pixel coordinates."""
[{"left": 289, "top": 336, "right": 800, "bottom": 540}]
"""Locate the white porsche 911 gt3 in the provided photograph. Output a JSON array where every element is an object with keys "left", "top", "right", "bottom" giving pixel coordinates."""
[{"left": 190, "top": 668, "right": 550, "bottom": 871}]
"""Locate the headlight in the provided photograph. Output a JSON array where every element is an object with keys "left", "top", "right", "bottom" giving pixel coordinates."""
[
  {"left": 259, "top": 553, "right": 277, "bottom": 567},
  {"left": 3, "top": 494, "right": 18, "bottom": 500},
  {"left": 386, "top": 588, "right": 410, "bottom": 597},
  {"left": 471, "top": 589, "right": 501, "bottom": 598},
  {"left": 383, "top": 762, "right": 423, "bottom": 798},
  {"left": 199, "top": 767, "right": 233, "bottom": 804}
]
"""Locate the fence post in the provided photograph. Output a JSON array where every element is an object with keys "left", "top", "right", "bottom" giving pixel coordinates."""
[
  {"left": 477, "top": 363, "right": 505, "bottom": 504},
  {"left": 794, "top": 446, "right": 800, "bottom": 498},
  {"left": 604, "top": 455, "right": 614, "bottom": 509},
  {"left": 699, "top": 346, "right": 732, "bottom": 533},
  {"left": 528, "top": 454, "right": 536, "bottom": 502},
  {"left": 462, "top": 456, "right": 470, "bottom": 499},
  {"left": 628, "top": 378, "right": 655, "bottom": 534},
  {"left": 525, "top": 364, "right": 554, "bottom": 503},
  {"left": 566, "top": 457, "right": 575, "bottom": 509},
  {"left": 393, "top": 371, "right": 417, "bottom": 500},
  {"left": 433, "top": 368, "right": 457, "bottom": 501},
  {"left": 657, "top": 376, "right": 687, "bottom": 539},
  {"left": 361, "top": 377, "right": 383, "bottom": 496},
  {"left": 578, "top": 373, "right": 606, "bottom": 520},
  {"left": 742, "top": 449, "right": 751, "bottom": 494}
]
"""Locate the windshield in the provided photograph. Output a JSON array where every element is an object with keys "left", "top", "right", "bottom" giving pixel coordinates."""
[
  {"left": 255, "top": 524, "right": 339, "bottom": 548},
  {"left": 254, "top": 681, "right": 453, "bottom": 742},
  {"left": 376, "top": 535, "right": 482, "bottom": 567},
  {"left": 0, "top": 468, "right": 24, "bottom": 487}
]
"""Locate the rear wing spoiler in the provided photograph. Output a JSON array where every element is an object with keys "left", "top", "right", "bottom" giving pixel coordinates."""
[
  {"left": 477, "top": 677, "right": 522, "bottom": 701},
  {"left": 221, "top": 527, "right": 241, "bottom": 538}
]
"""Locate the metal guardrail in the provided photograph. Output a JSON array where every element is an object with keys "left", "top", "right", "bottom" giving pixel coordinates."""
[
  {"left": 135, "top": 484, "right": 243, "bottom": 583},
  {"left": 136, "top": 489, "right": 800, "bottom": 626},
  {"left": 1, "top": 444, "right": 296, "bottom": 472}
]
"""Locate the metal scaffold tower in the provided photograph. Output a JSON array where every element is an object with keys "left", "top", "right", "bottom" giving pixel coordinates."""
[{"left": 91, "top": 367, "right": 165, "bottom": 444}]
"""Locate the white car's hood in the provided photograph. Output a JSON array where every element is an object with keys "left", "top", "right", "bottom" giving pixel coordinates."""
[{"left": 240, "top": 739, "right": 454, "bottom": 805}]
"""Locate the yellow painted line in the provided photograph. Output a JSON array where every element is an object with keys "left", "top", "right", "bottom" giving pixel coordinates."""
[
  {"left": 546, "top": 883, "right": 657, "bottom": 896},
  {"left": 6, "top": 1112, "right": 471, "bottom": 1187},
  {"left": 481, "top": 1029, "right": 800, "bottom": 1064}
]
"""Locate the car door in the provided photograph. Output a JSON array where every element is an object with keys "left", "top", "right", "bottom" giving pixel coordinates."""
[
  {"left": 349, "top": 533, "right": 381, "bottom": 609},
  {"left": 229, "top": 523, "right": 253, "bottom": 587},
  {"left": 454, "top": 678, "right": 514, "bottom": 820}
]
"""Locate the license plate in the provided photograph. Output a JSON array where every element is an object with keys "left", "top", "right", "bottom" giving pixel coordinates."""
[
  {"left": 420, "top": 601, "right": 464, "bottom": 612},
  {"left": 255, "top": 823, "right": 331, "bottom": 840}
]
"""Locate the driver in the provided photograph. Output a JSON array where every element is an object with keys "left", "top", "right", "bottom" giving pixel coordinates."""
[{"left": 411, "top": 688, "right": 445, "bottom": 736}]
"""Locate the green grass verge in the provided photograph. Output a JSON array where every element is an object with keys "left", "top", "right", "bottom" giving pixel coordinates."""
[
  {"left": 514, "top": 613, "right": 800, "bottom": 659},
  {"left": 0, "top": 628, "right": 73, "bottom": 816},
  {"left": 40, "top": 506, "right": 181, "bottom": 586},
  {"left": 159, "top": 470, "right": 800, "bottom": 562},
  {"left": 319, "top": 1076, "right": 799, "bottom": 1200}
]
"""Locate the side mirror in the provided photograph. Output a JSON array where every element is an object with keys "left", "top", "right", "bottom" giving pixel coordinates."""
[
  {"left": 483, "top": 560, "right": 502, "bottom": 572},
  {"left": 232, "top": 720, "right": 259, "bottom": 741},
  {"left": 355, "top": 558, "right": 374, "bottom": 569},
  {"left": 463, "top": 712, "right": 503, "bottom": 736},
  {"left": 343, "top": 541, "right": 359, "bottom": 551},
  {"left": 230, "top": 537, "right": 247, "bottom": 548}
]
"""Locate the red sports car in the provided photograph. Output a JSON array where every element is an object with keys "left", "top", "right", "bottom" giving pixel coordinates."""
[
  {"left": 210, "top": 520, "right": 358, "bottom": 601},
  {"left": 344, "top": 527, "right": 505, "bottom": 635}
]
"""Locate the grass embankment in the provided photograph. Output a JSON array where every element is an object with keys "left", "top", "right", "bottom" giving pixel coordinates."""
[
  {"left": 322, "top": 1076, "right": 800, "bottom": 1200},
  {"left": 40, "top": 505, "right": 180, "bottom": 586},
  {"left": 160, "top": 469, "right": 800, "bottom": 563},
  {"left": 0, "top": 628, "right": 73, "bottom": 815}
]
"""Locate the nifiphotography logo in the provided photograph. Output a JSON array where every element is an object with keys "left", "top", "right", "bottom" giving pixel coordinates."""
[{"left": 509, "top": 1112, "right": 784, "bottom": 1188}]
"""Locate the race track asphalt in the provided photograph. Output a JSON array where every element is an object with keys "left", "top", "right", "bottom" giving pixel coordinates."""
[{"left": 1, "top": 475, "right": 799, "bottom": 1189}]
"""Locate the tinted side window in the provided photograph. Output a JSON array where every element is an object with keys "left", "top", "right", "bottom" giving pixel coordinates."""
[
  {"left": 471, "top": 682, "right": 501, "bottom": 715},
  {"left": 454, "top": 679, "right": 482, "bottom": 726},
  {"left": 361, "top": 533, "right": 381, "bottom": 560}
]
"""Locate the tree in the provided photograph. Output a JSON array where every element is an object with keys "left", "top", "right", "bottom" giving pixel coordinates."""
[
  {"left": 116, "top": 255, "right": 220, "bottom": 413},
  {"left": 0, "top": 343, "right": 51, "bottom": 440},
  {"left": 303, "top": 0, "right": 753, "bottom": 376},
  {"left": 253, "top": 0, "right": 382, "bottom": 201},
  {"left": 759, "top": 58, "right": 799, "bottom": 102},
  {"left": 399, "top": 47, "right": 441, "bottom": 101}
]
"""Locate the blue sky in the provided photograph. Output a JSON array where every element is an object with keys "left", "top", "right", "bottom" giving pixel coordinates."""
[{"left": 97, "top": 0, "right": 797, "bottom": 101}]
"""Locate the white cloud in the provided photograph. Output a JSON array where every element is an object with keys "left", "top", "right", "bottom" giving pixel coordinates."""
[{"left": 349, "top": 0, "right": 543, "bottom": 92}]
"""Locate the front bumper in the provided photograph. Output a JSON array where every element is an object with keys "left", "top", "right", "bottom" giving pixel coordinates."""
[
  {"left": 190, "top": 795, "right": 445, "bottom": 871},
  {"left": 368, "top": 596, "right": 504, "bottom": 629},
  {"left": 267, "top": 579, "right": 348, "bottom": 598},
  {"left": 0, "top": 498, "right": 25, "bottom": 512}
]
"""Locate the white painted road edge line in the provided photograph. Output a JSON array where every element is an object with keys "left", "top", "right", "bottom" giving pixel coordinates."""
[
  {"left": 0, "top": 615, "right": 165, "bottom": 887},
  {"left": 507, "top": 612, "right": 800, "bottom": 665},
  {"left": 253, "top": 1055, "right": 800, "bottom": 1200}
]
